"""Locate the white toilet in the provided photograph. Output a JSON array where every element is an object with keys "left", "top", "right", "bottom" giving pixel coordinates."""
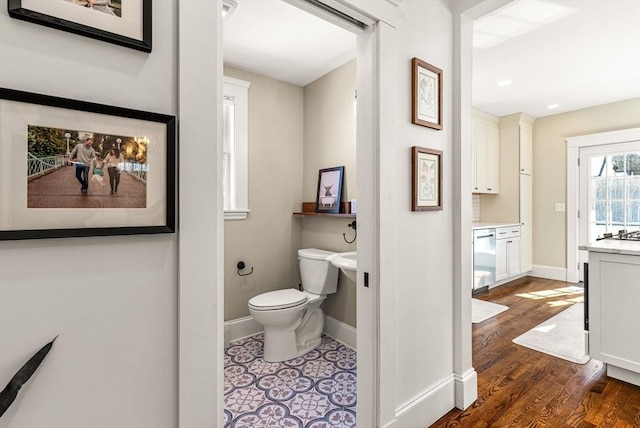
[{"left": 248, "top": 248, "right": 339, "bottom": 362}]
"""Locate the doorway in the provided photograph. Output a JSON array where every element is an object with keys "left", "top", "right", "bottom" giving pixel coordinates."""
[
  {"left": 225, "top": 2, "right": 375, "bottom": 426},
  {"left": 566, "top": 128, "right": 640, "bottom": 283},
  {"left": 577, "top": 141, "right": 640, "bottom": 280}
]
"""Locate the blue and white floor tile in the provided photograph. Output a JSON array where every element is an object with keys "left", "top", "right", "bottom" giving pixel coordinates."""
[{"left": 224, "top": 334, "right": 357, "bottom": 428}]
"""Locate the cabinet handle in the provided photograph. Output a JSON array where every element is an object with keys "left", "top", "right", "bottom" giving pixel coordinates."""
[{"left": 487, "top": 188, "right": 492, "bottom": 191}]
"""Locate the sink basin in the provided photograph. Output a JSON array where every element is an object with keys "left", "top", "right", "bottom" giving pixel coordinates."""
[{"left": 329, "top": 251, "right": 357, "bottom": 282}]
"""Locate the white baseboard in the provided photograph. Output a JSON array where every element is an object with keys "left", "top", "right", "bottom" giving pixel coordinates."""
[
  {"left": 225, "top": 316, "right": 263, "bottom": 346},
  {"left": 323, "top": 315, "right": 357, "bottom": 350},
  {"left": 454, "top": 369, "right": 477, "bottom": 410},
  {"left": 384, "top": 374, "right": 455, "bottom": 428},
  {"left": 528, "top": 265, "right": 568, "bottom": 282},
  {"left": 224, "top": 314, "right": 357, "bottom": 350}
]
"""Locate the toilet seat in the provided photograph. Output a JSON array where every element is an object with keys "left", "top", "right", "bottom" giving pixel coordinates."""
[{"left": 249, "top": 289, "right": 308, "bottom": 311}]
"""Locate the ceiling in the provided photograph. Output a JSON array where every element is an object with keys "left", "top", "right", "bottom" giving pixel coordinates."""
[
  {"left": 223, "top": 0, "right": 356, "bottom": 87},
  {"left": 223, "top": 0, "right": 640, "bottom": 118}
]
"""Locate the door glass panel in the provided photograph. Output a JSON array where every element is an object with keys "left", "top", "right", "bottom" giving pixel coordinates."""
[{"left": 588, "top": 149, "right": 640, "bottom": 239}]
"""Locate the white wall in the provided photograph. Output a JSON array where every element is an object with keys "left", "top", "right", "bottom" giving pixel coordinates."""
[
  {"left": 374, "top": 1, "right": 458, "bottom": 426},
  {"left": 0, "top": 2, "right": 178, "bottom": 427}
]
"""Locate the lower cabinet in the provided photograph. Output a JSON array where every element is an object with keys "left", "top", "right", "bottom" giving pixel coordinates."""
[
  {"left": 588, "top": 250, "right": 640, "bottom": 385},
  {"left": 495, "top": 226, "right": 521, "bottom": 282}
]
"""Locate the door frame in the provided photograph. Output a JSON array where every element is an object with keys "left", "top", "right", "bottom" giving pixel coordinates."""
[
  {"left": 565, "top": 127, "right": 640, "bottom": 283},
  {"left": 177, "top": 1, "right": 385, "bottom": 426}
]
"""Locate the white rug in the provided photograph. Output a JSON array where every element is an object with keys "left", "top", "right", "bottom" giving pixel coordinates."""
[
  {"left": 472, "top": 298, "right": 509, "bottom": 323},
  {"left": 513, "top": 303, "right": 590, "bottom": 364}
]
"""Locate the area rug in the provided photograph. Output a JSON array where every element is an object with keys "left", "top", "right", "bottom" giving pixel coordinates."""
[
  {"left": 513, "top": 303, "right": 590, "bottom": 364},
  {"left": 472, "top": 298, "right": 509, "bottom": 323}
]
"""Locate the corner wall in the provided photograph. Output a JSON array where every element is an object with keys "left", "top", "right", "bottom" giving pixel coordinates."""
[{"left": 0, "top": 2, "right": 178, "bottom": 427}]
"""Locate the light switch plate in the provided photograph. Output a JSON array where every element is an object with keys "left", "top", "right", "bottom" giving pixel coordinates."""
[{"left": 555, "top": 203, "right": 566, "bottom": 212}]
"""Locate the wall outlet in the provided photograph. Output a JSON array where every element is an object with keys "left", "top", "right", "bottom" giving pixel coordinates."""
[{"left": 555, "top": 203, "right": 566, "bottom": 212}]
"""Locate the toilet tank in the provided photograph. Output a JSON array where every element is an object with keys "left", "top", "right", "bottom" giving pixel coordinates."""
[{"left": 298, "top": 248, "right": 339, "bottom": 295}]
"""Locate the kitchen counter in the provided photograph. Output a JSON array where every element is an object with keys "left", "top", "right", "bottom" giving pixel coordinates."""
[
  {"left": 579, "top": 239, "right": 640, "bottom": 256},
  {"left": 472, "top": 222, "right": 521, "bottom": 230}
]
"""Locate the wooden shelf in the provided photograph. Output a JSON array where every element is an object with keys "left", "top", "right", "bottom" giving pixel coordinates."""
[{"left": 293, "top": 212, "right": 356, "bottom": 218}]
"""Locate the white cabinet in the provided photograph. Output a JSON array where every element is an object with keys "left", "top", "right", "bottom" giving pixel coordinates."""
[
  {"left": 519, "top": 125, "right": 533, "bottom": 175},
  {"left": 472, "top": 110, "right": 500, "bottom": 194},
  {"left": 480, "top": 113, "right": 535, "bottom": 273},
  {"left": 495, "top": 226, "right": 521, "bottom": 281},
  {"left": 588, "top": 250, "right": 640, "bottom": 386},
  {"left": 520, "top": 174, "right": 533, "bottom": 272}
]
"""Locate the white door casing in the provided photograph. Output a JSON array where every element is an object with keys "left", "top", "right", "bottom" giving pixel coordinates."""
[{"left": 566, "top": 128, "right": 640, "bottom": 284}]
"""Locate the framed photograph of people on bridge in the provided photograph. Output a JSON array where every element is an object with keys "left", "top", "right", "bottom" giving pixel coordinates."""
[
  {"left": 0, "top": 88, "right": 175, "bottom": 240},
  {"left": 8, "top": 0, "right": 152, "bottom": 53}
]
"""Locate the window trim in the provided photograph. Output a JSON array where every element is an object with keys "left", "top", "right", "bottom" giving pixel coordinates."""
[{"left": 223, "top": 75, "right": 251, "bottom": 221}]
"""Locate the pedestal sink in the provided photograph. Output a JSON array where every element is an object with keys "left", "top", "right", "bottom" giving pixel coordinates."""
[{"left": 329, "top": 251, "right": 357, "bottom": 282}]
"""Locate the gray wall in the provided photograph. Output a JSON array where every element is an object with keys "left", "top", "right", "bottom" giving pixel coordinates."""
[
  {"left": 0, "top": 2, "right": 178, "bottom": 427},
  {"left": 302, "top": 60, "right": 358, "bottom": 327},
  {"left": 223, "top": 61, "right": 358, "bottom": 327},
  {"left": 532, "top": 97, "right": 640, "bottom": 268},
  {"left": 223, "top": 66, "right": 304, "bottom": 321}
]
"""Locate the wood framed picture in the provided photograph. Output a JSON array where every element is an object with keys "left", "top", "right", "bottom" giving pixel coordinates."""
[
  {"left": 411, "top": 57, "right": 443, "bottom": 130},
  {"left": 0, "top": 88, "right": 175, "bottom": 240},
  {"left": 412, "top": 146, "right": 442, "bottom": 211},
  {"left": 315, "top": 166, "right": 345, "bottom": 214},
  {"left": 8, "top": 0, "right": 152, "bottom": 53}
]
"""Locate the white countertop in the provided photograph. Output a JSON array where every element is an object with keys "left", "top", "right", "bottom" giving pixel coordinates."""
[
  {"left": 579, "top": 239, "right": 640, "bottom": 256},
  {"left": 472, "top": 222, "right": 521, "bottom": 230}
]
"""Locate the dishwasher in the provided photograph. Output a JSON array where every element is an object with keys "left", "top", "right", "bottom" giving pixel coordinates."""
[{"left": 473, "top": 228, "right": 496, "bottom": 291}]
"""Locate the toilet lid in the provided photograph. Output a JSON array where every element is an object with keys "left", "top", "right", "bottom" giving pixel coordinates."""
[{"left": 249, "top": 289, "right": 308, "bottom": 311}]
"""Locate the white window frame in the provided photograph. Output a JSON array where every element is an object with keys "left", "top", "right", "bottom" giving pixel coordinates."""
[{"left": 223, "top": 76, "right": 250, "bottom": 220}]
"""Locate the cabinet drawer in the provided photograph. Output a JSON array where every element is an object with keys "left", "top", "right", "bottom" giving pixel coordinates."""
[{"left": 496, "top": 225, "right": 521, "bottom": 239}]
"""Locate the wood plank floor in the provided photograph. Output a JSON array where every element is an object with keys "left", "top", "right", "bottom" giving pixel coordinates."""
[{"left": 430, "top": 276, "right": 640, "bottom": 428}]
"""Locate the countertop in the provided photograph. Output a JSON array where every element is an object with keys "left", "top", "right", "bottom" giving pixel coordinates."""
[
  {"left": 579, "top": 239, "right": 640, "bottom": 256},
  {"left": 472, "top": 222, "right": 521, "bottom": 230}
]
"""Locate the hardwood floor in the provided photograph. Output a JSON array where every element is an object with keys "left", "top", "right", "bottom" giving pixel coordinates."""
[{"left": 431, "top": 276, "right": 640, "bottom": 427}]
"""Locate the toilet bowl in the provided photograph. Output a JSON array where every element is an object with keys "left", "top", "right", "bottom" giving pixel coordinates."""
[{"left": 248, "top": 248, "right": 339, "bottom": 362}]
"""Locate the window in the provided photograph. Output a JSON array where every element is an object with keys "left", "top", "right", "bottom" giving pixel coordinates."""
[
  {"left": 223, "top": 76, "right": 250, "bottom": 220},
  {"left": 589, "top": 150, "right": 640, "bottom": 238}
]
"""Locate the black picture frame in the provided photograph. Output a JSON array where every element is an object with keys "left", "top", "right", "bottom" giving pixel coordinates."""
[
  {"left": 0, "top": 88, "right": 176, "bottom": 240},
  {"left": 315, "top": 166, "right": 345, "bottom": 214},
  {"left": 8, "top": 0, "right": 152, "bottom": 53}
]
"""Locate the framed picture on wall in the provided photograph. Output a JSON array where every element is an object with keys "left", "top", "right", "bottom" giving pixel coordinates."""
[
  {"left": 411, "top": 57, "right": 443, "bottom": 130},
  {"left": 8, "top": 0, "right": 152, "bottom": 53},
  {"left": 315, "top": 166, "right": 345, "bottom": 214},
  {"left": 0, "top": 88, "right": 175, "bottom": 240},
  {"left": 411, "top": 146, "right": 442, "bottom": 211}
]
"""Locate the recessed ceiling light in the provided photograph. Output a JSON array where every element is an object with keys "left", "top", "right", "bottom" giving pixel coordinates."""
[
  {"left": 497, "top": 79, "right": 512, "bottom": 87},
  {"left": 547, "top": 104, "right": 560, "bottom": 109}
]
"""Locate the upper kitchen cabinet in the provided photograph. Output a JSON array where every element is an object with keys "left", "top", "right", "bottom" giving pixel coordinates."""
[
  {"left": 472, "top": 109, "right": 500, "bottom": 194},
  {"left": 499, "top": 113, "right": 535, "bottom": 175}
]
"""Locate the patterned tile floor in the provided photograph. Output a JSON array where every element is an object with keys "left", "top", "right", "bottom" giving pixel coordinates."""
[{"left": 224, "top": 334, "right": 357, "bottom": 427}]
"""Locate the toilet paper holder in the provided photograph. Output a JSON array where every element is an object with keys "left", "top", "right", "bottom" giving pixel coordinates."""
[{"left": 237, "top": 260, "right": 254, "bottom": 276}]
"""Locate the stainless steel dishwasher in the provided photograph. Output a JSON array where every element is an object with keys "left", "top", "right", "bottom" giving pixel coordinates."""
[{"left": 473, "top": 228, "right": 496, "bottom": 290}]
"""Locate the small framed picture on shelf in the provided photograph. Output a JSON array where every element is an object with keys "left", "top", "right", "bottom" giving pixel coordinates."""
[
  {"left": 315, "top": 166, "right": 344, "bottom": 214},
  {"left": 411, "top": 146, "right": 442, "bottom": 211},
  {"left": 411, "top": 57, "right": 443, "bottom": 130}
]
